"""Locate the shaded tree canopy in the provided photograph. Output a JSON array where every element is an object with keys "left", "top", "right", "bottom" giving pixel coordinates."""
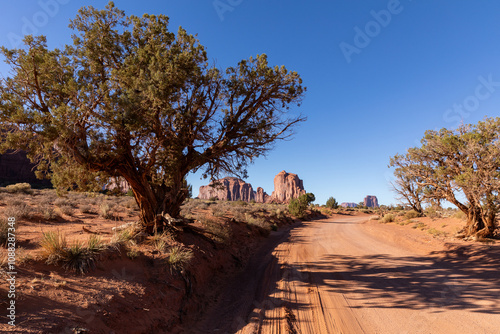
[
  {"left": 390, "top": 118, "right": 500, "bottom": 238},
  {"left": 0, "top": 2, "right": 306, "bottom": 233}
]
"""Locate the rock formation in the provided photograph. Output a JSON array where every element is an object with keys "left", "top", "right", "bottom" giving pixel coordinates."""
[
  {"left": 198, "top": 177, "right": 256, "bottom": 202},
  {"left": 269, "top": 170, "right": 306, "bottom": 203},
  {"left": 0, "top": 150, "right": 51, "bottom": 188},
  {"left": 255, "top": 187, "right": 269, "bottom": 203},
  {"left": 364, "top": 195, "right": 379, "bottom": 208},
  {"left": 341, "top": 202, "right": 357, "bottom": 208},
  {"left": 197, "top": 170, "right": 306, "bottom": 203}
]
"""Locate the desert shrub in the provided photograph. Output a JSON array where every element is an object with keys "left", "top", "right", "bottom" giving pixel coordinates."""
[
  {"left": 288, "top": 197, "right": 307, "bottom": 218},
  {"left": 40, "top": 206, "right": 59, "bottom": 220},
  {"left": 99, "top": 203, "right": 114, "bottom": 219},
  {"left": 405, "top": 210, "right": 421, "bottom": 219},
  {"left": 369, "top": 215, "right": 380, "bottom": 220},
  {"left": 167, "top": 246, "right": 193, "bottom": 273},
  {"left": 427, "top": 228, "right": 445, "bottom": 237},
  {"left": 63, "top": 241, "right": 97, "bottom": 274},
  {"left": 5, "top": 183, "right": 33, "bottom": 194},
  {"left": 0, "top": 218, "right": 9, "bottom": 246},
  {"left": 80, "top": 205, "right": 94, "bottom": 214},
  {"left": 40, "top": 232, "right": 103, "bottom": 273},
  {"left": 382, "top": 213, "right": 395, "bottom": 223},
  {"left": 59, "top": 205, "right": 74, "bottom": 216},
  {"left": 325, "top": 197, "right": 338, "bottom": 209},
  {"left": 54, "top": 198, "right": 72, "bottom": 207},
  {"left": 412, "top": 222, "right": 427, "bottom": 230},
  {"left": 232, "top": 200, "right": 248, "bottom": 207},
  {"left": 211, "top": 205, "right": 226, "bottom": 217},
  {"left": 4, "top": 203, "right": 33, "bottom": 220}
]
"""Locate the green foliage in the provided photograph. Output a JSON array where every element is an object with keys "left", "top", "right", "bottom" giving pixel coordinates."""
[
  {"left": 0, "top": 3, "right": 305, "bottom": 231},
  {"left": 390, "top": 117, "right": 500, "bottom": 237},
  {"left": 304, "top": 193, "right": 315, "bottom": 205},
  {"left": 289, "top": 197, "right": 308, "bottom": 218},
  {"left": 325, "top": 197, "right": 338, "bottom": 209}
]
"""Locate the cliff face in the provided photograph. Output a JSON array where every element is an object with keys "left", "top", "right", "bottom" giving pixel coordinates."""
[
  {"left": 198, "top": 177, "right": 256, "bottom": 202},
  {"left": 255, "top": 187, "right": 270, "bottom": 203},
  {"left": 341, "top": 202, "right": 357, "bottom": 208},
  {"left": 364, "top": 195, "right": 379, "bottom": 208},
  {"left": 0, "top": 150, "right": 51, "bottom": 187},
  {"left": 269, "top": 170, "right": 306, "bottom": 203},
  {"left": 197, "top": 170, "right": 306, "bottom": 203}
]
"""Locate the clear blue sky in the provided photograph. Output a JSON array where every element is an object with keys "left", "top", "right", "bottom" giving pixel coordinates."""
[{"left": 1, "top": 1, "right": 500, "bottom": 206}]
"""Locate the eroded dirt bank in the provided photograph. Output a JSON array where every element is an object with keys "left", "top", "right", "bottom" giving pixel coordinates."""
[{"left": 191, "top": 215, "right": 500, "bottom": 334}]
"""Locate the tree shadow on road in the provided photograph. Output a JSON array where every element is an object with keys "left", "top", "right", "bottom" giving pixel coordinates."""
[{"left": 302, "top": 243, "right": 500, "bottom": 314}]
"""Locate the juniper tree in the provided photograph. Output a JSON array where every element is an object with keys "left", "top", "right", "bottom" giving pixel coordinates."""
[
  {"left": 0, "top": 3, "right": 305, "bottom": 233},
  {"left": 390, "top": 118, "right": 500, "bottom": 238}
]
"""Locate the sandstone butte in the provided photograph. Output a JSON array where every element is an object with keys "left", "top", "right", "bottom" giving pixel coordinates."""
[
  {"left": 364, "top": 195, "right": 379, "bottom": 208},
  {"left": 198, "top": 170, "right": 306, "bottom": 204}
]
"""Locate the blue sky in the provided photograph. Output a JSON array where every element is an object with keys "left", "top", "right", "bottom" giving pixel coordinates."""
[{"left": 1, "top": 1, "right": 500, "bottom": 206}]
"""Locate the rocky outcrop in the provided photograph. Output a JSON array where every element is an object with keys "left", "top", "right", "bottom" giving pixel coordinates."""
[
  {"left": 341, "top": 202, "right": 357, "bottom": 208},
  {"left": 198, "top": 177, "right": 256, "bottom": 202},
  {"left": 0, "top": 150, "right": 51, "bottom": 188},
  {"left": 269, "top": 170, "right": 306, "bottom": 203},
  {"left": 255, "top": 187, "right": 269, "bottom": 203},
  {"left": 198, "top": 170, "right": 306, "bottom": 203},
  {"left": 364, "top": 195, "right": 379, "bottom": 208}
]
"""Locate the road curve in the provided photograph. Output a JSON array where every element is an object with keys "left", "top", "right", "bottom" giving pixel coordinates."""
[{"left": 195, "top": 215, "right": 500, "bottom": 334}]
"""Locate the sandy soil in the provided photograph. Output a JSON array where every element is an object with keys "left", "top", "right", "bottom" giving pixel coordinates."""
[{"left": 194, "top": 215, "right": 500, "bottom": 334}]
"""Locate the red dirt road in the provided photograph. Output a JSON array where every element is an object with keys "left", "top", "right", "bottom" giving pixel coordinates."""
[{"left": 195, "top": 215, "right": 500, "bottom": 333}]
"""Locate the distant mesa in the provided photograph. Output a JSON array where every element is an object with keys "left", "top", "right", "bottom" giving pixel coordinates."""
[
  {"left": 198, "top": 170, "right": 305, "bottom": 204},
  {"left": 198, "top": 177, "right": 256, "bottom": 202},
  {"left": 341, "top": 202, "right": 357, "bottom": 208},
  {"left": 364, "top": 195, "right": 379, "bottom": 208}
]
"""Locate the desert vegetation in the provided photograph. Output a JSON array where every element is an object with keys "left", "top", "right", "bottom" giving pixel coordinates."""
[
  {"left": 0, "top": 2, "right": 305, "bottom": 234},
  {"left": 390, "top": 117, "right": 500, "bottom": 239}
]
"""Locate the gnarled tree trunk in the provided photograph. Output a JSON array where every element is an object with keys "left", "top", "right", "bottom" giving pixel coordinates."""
[{"left": 461, "top": 208, "right": 496, "bottom": 238}]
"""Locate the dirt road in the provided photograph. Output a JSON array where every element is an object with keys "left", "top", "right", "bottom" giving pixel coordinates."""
[{"left": 195, "top": 215, "right": 500, "bottom": 333}]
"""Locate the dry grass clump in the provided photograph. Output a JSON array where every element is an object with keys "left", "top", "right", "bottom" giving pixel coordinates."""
[
  {"left": 59, "top": 205, "right": 74, "bottom": 216},
  {"left": 4, "top": 202, "right": 34, "bottom": 220},
  {"left": 381, "top": 213, "right": 395, "bottom": 223},
  {"left": 40, "top": 231, "right": 105, "bottom": 274},
  {"left": 99, "top": 203, "right": 115, "bottom": 220},
  {"left": 412, "top": 222, "right": 427, "bottom": 230},
  {"left": 54, "top": 198, "right": 72, "bottom": 208},
  {"left": 80, "top": 204, "right": 95, "bottom": 214},
  {"left": 405, "top": 210, "right": 421, "bottom": 219},
  {"left": 0, "top": 218, "right": 9, "bottom": 247},
  {"left": 167, "top": 246, "right": 193, "bottom": 273},
  {"left": 39, "top": 205, "right": 59, "bottom": 220},
  {"left": 427, "top": 228, "right": 446, "bottom": 237}
]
